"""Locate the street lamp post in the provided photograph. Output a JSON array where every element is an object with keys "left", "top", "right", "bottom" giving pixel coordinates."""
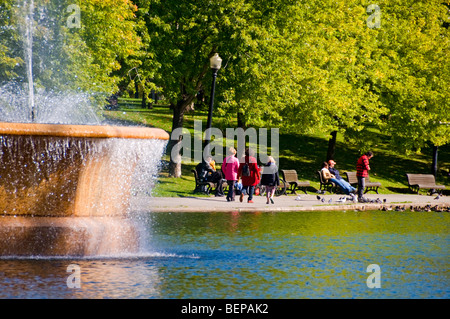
[{"left": 204, "top": 53, "right": 222, "bottom": 155}]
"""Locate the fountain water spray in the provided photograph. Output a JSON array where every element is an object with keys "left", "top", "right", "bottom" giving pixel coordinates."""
[
  {"left": 22, "top": 0, "right": 35, "bottom": 122},
  {"left": 0, "top": 0, "right": 169, "bottom": 257}
]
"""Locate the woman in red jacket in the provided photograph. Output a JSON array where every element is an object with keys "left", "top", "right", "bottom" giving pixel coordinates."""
[{"left": 238, "top": 148, "right": 260, "bottom": 203}]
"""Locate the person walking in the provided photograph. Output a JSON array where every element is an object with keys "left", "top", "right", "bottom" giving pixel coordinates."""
[
  {"left": 356, "top": 151, "right": 374, "bottom": 202},
  {"left": 223, "top": 147, "right": 240, "bottom": 202},
  {"left": 238, "top": 148, "right": 260, "bottom": 203},
  {"left": 260, "top": 156, "right": 280, "bottom": 204}
]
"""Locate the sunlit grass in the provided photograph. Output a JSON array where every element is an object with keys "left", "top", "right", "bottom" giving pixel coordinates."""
[{"left": 102, "top": 99, "right": 449, "bottom": 197}]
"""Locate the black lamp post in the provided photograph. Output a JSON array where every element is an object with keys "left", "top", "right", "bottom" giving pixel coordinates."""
[{"left": 204, "top": 53, "right": 222, "bottom": 153}]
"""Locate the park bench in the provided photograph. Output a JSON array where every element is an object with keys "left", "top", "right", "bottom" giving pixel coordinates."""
[
  {"left": 317, "top": 170, "right": 337, "bottom": 193},
  {"left": 192, "top": 169, "right": 227, "bottom": 195},
  {"left": 344, "top": 171, "right": 382, "bottom": 194},
  {"left": 405, "top": 173, "right": 446, "bottom": 195},
  {"left": 280, "top": 169, "right": 310, "bottom": 195}
]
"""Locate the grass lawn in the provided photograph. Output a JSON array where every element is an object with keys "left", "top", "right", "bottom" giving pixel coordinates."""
[{"left": 103, "top": 99, "right": 450, "bottom": 197}]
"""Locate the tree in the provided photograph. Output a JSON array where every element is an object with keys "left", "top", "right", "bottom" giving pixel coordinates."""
[
  {"left": 0, "top": 0, "right": 144, "bottom": 101},
  {"left": 219, "top": 0, "right": 388, "bottom": 152},
  {"left": 375, "top": 0, "right": 450, "bottom": 153},
  {"left": 77, "top": 0, "right": 145, "bottom": 95},
  {"left": 232, "top": 0, "right": 449, "bottom": 160},
  {"left": 144, "top": 0, "right": 287, "bottom": 177},
  {"left": 142, "top": 0, "right": 396, "bottom": 176},
  {"left": 0, "top": 0, "right": 25, "bottom": 83}
]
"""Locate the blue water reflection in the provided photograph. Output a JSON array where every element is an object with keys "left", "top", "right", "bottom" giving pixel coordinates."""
[{"left": 0, "top": 210, "right": 448, "bottom": 299}]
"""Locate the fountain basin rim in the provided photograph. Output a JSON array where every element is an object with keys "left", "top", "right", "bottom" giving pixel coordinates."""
[{"left": 0, "top": 122, "right": 169, "bottom": 140}]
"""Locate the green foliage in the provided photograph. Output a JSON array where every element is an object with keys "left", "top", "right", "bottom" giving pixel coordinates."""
[
  {"left": 1, "top": 0, "right": 448, "bottom": 157},
  {"left": 227, "top": 0, "right": 449, "bottom": 153},
  {"left": 0, "top": 0, "right": 24, "bottom": 81},
  {"left": 0, "top": 0, "right": 143, "bottom": 100},
  {"left": 372, "top": 0, "right": 450, "bottom": 151}
]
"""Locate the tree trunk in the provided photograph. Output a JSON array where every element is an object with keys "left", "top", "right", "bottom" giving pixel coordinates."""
[
  {"left": 431, "top": 145, "right": 438, "bottom": 176},
  {"left": 167, "top": 96, "right": 196, "bottom": 178},
  {"left": 326, "top": 131, "right": 337, "bottom": 161},
  {"left": 141, "top": 92, "right": 147, "bottom": 108},
  {"left": 166, "top": 56, "right": 213, "bottom": 177},
  {"left": 237, "top": 111, "right": 246, "bottom": 128},
  {"left": 134, "top": 81, "right": 139, "bottom": 99}
]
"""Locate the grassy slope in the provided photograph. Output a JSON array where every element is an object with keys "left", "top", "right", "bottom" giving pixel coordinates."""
[{"left": 103, "top": 99, "right": 450, "bottom": 197}]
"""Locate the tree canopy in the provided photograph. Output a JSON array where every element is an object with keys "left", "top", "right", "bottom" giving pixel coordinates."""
[
  {"left": 0, "top": 0, "right": 449, "bottom": 174},
  {"left": 0, "top": 0, "right": 143, "bottom": 94}
]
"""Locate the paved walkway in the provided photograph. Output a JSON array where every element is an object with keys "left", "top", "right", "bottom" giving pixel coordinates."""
[{"left": 132, "top": 193, "right": 450, "bottom": 213}]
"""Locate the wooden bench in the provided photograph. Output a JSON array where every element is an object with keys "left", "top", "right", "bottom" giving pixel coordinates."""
[
  {"left": 317, "top": 170, "right": 337, "bottom": 193},
  {"left": 281, "top": 169, "right": 310, "bottom": 195},
  {"left": 406, "top": 173, "right": 446, "bottom": 195},
  {"left": 344, "top": 171, "right": 382, "bottom": 194},
  {"left": 192, "top": 169, "right": 227, "bottom": 195}
]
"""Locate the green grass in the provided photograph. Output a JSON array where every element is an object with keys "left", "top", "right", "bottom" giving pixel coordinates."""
[{"left": 103, "top": 99, "right": 450, "bottom": 197}]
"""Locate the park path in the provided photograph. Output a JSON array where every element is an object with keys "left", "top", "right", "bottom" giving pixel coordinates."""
[{"left": 132, "top": 193, "right": 450, "bottom": 213}]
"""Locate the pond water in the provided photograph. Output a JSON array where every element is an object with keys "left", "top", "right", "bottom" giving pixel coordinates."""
[{"left": 0, "top": 210, "right": 448, "bottom": 299}]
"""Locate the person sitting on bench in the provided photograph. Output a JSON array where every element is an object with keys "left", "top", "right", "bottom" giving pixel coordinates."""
[
  {"left": 328, "top": 159, "right": 356, "bottom": 195},
  {"left": 196, "top": 156, "right": 225, "bottom": 196},
  {"left": 321, "top": 161, "right": 356, "bottom": 196}
]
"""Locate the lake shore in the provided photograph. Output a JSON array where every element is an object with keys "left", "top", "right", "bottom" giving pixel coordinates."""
[{"left": 133, "top": 193, "right": 450, "bottom": 213}]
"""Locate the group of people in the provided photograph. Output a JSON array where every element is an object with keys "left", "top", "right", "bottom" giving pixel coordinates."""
[
  {"left": 196, "top": 147, "right": 280, "bottom": 204},
  {"left": 198, "top": 147, "right": 375, "bottom": 204},
  {"left": 223, "top": 147, "right": 280, "bottom": 204},
  {"left": 320, "top": 151, "right": 374, "bottom": 202}
]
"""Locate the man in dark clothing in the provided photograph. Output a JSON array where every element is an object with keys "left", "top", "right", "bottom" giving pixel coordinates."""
[
  {"left": 328, "top": 160, "right": 343, "bottom": 180},
  {"left": 356, "top": 151, "right": 373, "bottom": 202}
]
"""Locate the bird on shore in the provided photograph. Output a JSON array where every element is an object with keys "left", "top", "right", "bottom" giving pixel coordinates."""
[
  {"left": 321, "top": 198, "right": 325, "bottom": 202},
  {"left": 328, "top": 198, "right": 332, "bottom": 204},
  {"left": 434, "top": 194, "right": 440, "bottom": 200},
  {"left": 337, "top": 197, "right": 346, "bottom": 203},
  {"left": 316, "top": 195, "right": 321, "bottom": 200}
]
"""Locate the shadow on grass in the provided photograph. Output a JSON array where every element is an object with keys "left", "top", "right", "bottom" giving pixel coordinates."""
[
  {"left": 156, "top": 129, "right": 449, "bottom": 197},
  {"left": 278, "top": 132, "right": 449, "bottom": 190},
  {"left": 386, "top": 187, "right": 413, "bottom": 194}
]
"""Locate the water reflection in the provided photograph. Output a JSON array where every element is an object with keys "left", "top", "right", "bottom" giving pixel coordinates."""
[
  {"left": 0, "top": 211, "right": 448, "bottom": 299},
  {"left": 0, "top": 257, "right": 163, "bottom": 299}
]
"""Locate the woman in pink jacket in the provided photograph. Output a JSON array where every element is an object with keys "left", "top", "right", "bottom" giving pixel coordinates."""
[{"left": 222, "top": 147, "right": 240, "bottom": 202}]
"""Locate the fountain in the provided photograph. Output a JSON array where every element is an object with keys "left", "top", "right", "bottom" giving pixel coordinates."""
[{"left": 0, "top": 0, "right": 170, "bottom": 257}]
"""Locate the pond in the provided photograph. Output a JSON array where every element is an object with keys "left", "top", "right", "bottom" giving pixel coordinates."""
[{"left": 0, "top": 210, "right": 448, "bottom": 299}]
